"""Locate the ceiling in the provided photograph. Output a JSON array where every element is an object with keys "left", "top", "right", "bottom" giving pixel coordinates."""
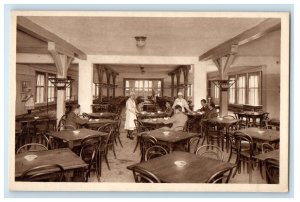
[{"left": 26, "top": 16, "right": 266, "bottom": 57}]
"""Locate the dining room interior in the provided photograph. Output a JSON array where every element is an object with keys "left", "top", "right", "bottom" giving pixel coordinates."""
[{"left": 13, "top": 14, "right": 283, "bottom": 185}]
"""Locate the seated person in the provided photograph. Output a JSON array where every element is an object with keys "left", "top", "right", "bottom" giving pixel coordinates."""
[
  {"left": 202, "top": 101, "right": 218, "bottom": 119},
  {"left": 196, "top": 99, "right": 209, "bottom": 114},
  {"left": 65, "top": 104, "right": 88, "bottom": 129},
  {"left": 137, "top": 101, "right": 144, "bottom": 112},
  {"left": 164, "top": 101, "right": 173, "bottom": 117},
  {"left": 162, "top": 105, "right": 188, "bottom": 131}
]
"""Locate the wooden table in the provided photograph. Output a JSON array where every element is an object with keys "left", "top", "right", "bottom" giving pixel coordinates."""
[
  {"left": 86, "top": 119, "right": 116, "bottom": 130},
  {"left": 140, "top": 118, "right": 168, "bottom": 129},
  {"left": 138, "top": 111, "right": 167, "bottom": 119},
  {"left": 48, "top": 128, "right": 107, "bottom": 149},
  {"left": 254, "top": 150, "right": 280, "bottom": 162},
  {"left": 238, "top": 127, "right": 280, "bottom": 144},
  {"left": 127, "top": 151, "right": 235, "bottom": 183},
  {"left": 15, "top": 148, "right": 88, "bottom": 179},
  {"left": 87, "top": 112, "right": 117, "bottom": 119},
  {"left": 138, "top": 128, "right": 198, "bottom": 152},
  {"left": 206, "top": 117, "right": 240, "bottom": 150},
  {"left": 237, "top": 111, "right": 265, "bottom": 126}
]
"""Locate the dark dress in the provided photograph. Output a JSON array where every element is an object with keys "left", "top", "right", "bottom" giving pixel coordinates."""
[{"left": 65, "top": 111, "right": 88, "bottom": 129}]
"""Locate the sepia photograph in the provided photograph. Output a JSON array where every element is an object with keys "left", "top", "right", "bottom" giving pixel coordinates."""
[{"left": 8, "top": 11, "right": 290, "bottom": 192}]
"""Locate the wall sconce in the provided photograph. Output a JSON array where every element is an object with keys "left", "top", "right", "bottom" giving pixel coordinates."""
[
  {"left": 135, "top": 36, "right": 147, "bottom": 48},
  {"left": 212, "top": 79, "right": 236, "bottom": 91},
  {"left": 48, "top": 77, "right": 74, "bottom": 90}
]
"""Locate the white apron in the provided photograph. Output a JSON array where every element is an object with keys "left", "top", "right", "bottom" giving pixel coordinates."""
[{"left": 124, "top": 98, "right": 137, "bottom": 130}]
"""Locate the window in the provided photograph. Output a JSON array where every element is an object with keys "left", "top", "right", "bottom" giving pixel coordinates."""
[
  {"left": 228, "top": 77, "right": 236, "bottom": 104},
  {"left": 36, "top": 72, "right": 45, "bottom": 103},
  {"left": 124, "top": 79, "right": 162, "bottom": 97},
  {"left": 237, "top": 75, "right": 246, "bottom": 104},
  {"left": 47, "top": 74, "right": 56, "bottom": 102},
  {"left": 248, "top": 73, "right": 260, "bottom": 105},
  {"left": 65, "top": 79, "right": 72, "bottom": 101}
]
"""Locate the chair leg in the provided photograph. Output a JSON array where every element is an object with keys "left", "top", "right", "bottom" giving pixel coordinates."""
[
  {"left": 133, "top": 136, "right": 140, "bottom": 153},
  {"left": 104, "top": 155, "right": 111, "bottom": 170},
  {"left": 117, "top": 135, "right": 123, "bottom": 147},
  {"left": 112, "top": 144, "right": 117, "bottom": 159}
]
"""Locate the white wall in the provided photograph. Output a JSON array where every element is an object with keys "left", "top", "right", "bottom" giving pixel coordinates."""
[{"left": 15, "top": 64, "right": 78, "bottom": 115}]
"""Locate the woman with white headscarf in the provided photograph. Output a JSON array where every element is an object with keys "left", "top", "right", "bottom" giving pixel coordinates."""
[
  {"left": 124, "top": 91, "right": 139, "bottom": 139},
  {"left": 172, "top": 92, "right": 193, "bottom": 113}
]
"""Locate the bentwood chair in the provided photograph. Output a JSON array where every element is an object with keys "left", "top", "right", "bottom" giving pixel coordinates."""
[
  {"left": 113, "top": 114, "right": 123, "bottom": 147},
  {"left": 77, "top": 135, "right": 102, "bottom": 182},
  {"left": 231, "top": 132, "right": 256, "bottom": 183},
  {"left": 265, "top": 158, "right": 279, "bottom": 184},
  {"left": 133, "top": 119, "right": 150, "bottom": 153},
  {"left": 20, "top": 164, "right": 65, "bottom": 182},
  {"left": 16, "top": 143, "right": 48, "bottom": 154},
  {"left": 140, "top": 133, "right": 158, "bottom": 162},
  {"left": 133, "top": 167, "right": 161, "bottom": 183},
  {"left": 97, "top": 123, "right": 116, "bottom": 176},
  {"left": 145, "top": 145, "right": 168, "bottom": 161},
  {"left": 196, "top": 144, "right": 224, "bottom": 161},
  {"left": 207, "top": 166, "right": 236, "bottom": 184}
]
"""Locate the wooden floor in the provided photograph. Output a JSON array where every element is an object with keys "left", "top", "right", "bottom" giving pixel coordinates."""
[{"left": 88, "top": 108, "right": 267, "bottom": 184}]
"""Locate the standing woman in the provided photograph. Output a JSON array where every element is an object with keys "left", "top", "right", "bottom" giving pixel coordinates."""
[
  {"left": 22, "top": 88, "right": 35, "bottom": 114},
  {"left": 125, "top": 92, "right": 139, "bottom": 140}
]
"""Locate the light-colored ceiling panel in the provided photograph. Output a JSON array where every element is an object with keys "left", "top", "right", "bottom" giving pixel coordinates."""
[{"left": 26, "top": 16, "right": 266, "bottom": 56}]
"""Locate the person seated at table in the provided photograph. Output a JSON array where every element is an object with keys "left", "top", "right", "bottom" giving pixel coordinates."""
[
  {"left": 162, "top": 105, "right": 188, "bottom": 131},
  {"left": 137, "top": 101, "right": 144, "bottom": 112},
  {"left": 164, "top": 101, "right": 173, "bottom": 117},
  {"left": 203, "top": 102, "right": 218, "bottom": 119},
  {"left": 196, "top": 99, "right": 209, "bottom": 114},
  {"left": 172, "top": 92, "right": 193, "bottom": 113},
  {"left": 65, "top": 104, "right": 88, "bottom": 129}
]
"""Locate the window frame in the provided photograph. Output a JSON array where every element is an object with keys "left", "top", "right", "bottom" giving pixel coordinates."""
[
  {"left": 35, "top": 71, "right": 46, "bottom": 104},
  {"left": 47, "top": 73, "right": 56, "bottom": 103},
  {"left": 123, "top": 78, "right": 164, "bottom": 97}
]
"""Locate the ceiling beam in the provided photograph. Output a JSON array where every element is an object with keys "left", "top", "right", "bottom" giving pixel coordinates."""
[
  {"left": 199, "top": 18, "right": 281, "bottom": 61},
  {"left": 17, "top": 16, "right": 87, "bottom": 60}
]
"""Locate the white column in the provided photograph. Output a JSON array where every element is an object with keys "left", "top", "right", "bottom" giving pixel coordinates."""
[
  {"left": 192, "top": 62, "right": 207, "bottom": 110},
  {"left": 78, "top": 60, "right": 94, "bottom": 113},
  {"left": 56, "top": 75, "right": 66, "bottom": 123}
]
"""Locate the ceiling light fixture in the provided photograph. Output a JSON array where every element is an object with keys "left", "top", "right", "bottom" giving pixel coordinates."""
[{"left": 135, "top": 36, "right": 147, "bottom": 48}]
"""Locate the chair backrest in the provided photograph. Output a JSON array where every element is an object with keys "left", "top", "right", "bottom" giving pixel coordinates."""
[
  {"left": 134, "top": 119, "right": 150, "bottom": 133},
  {"left": 145, "top": 145, "right": 168, "bottom": 161},
  {"left": 140, "top": 133, "right": 158, "bottom": 162},
  {"left": 232, "top": 131, "right": 254, "bottom": 158},
  {"left": 16, "top": 143, "right": 48, "bottom": 154},
  {"left": 207, "top": 166, "right": 236, "bottom": 183},
  {"left": 187, "top": 137, "right": 201, "bottom": 153},
  {"left": 98, "top": 122, "right": 115, "bottom": 153},
  {"left": 133, "top": 167, "right": 161, "bottom": 183},
  {"left": 80, "top": 135, "right": 101, "bottom": 174},
  {"left": 21, "top": 164, "right": 65, "bottom": 182},
  {"left": 196, "top": 144, "right": 224, "bottom": 161},
  {"left": 265, "top": 158, "right": 279, "bottom": 184},
  {"left": 262, "top": 143, "right": 275, "bottom": 153},
  {"left": 57, "top": 115, "right": 67, "bottom": 131}
]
